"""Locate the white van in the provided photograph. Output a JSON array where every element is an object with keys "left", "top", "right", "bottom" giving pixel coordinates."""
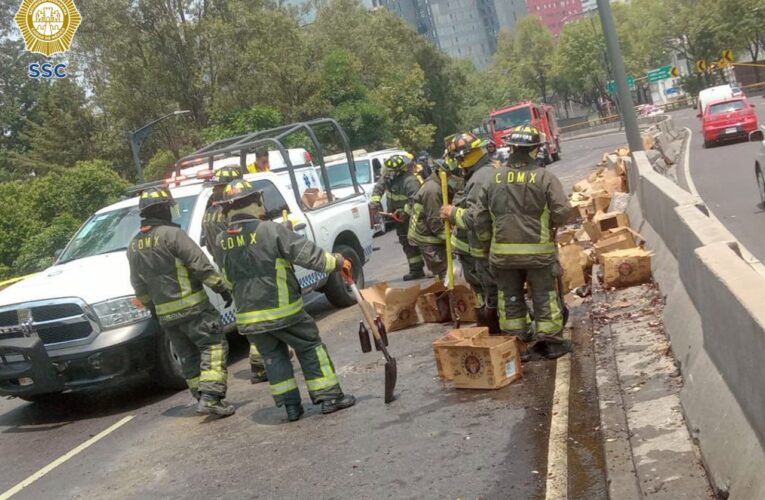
[{"left": 698, "top": 85, "right": 734, "bottom": 117}]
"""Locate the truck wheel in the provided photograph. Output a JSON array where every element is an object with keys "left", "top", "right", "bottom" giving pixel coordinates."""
[
  {"left": 153, "top": 329, "right": 188, "bottom": 390},
  {"left": 323, "top": 244, "right": 365, "bottom": 308}
]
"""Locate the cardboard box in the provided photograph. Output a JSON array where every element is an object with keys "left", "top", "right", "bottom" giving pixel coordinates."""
[
  {"left": 582, "top": 220, "right": 602, "bottom": 242},
  {"left": 557, "top": 229, "right": 577, "bottom": 246},
  {"left": 559, "top": 244, "right": 587, "bottom": 292},
  {"left": 595, "top": 211, "right": 630, "bottom": 232},
  {"left": 417, "top": 281, "right": 451, "bottom": 323},
  {"left": 573, "top": 179, "right": 591, "bottom": 192},
  {"left": 592, "top": 193, "right": 612, "bottom": 213},
  {"left": 432, "top": 327, "right": 488, "bottom": 380},
  {"left": 445, "top": 336, "right": 523, "bottom": 390},
  {"left": 301, "top": 188, "right": 329, "bottom": 208},
  {"left": 450, "top": 284, "right": 478, "bottom": 323},
  {"left": 593, "top": 232, "right": 637, "bottom": 264},
  {"left": 360, "top": 282, "right": 420, "bottom": 332},
  {"left": 603, "top": 248, "right": 653, "bottom": 288}
]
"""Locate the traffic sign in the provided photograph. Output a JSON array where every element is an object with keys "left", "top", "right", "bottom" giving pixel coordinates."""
[
  {"left": 607, "top": 75, "right": 636, "bottom": 94},
  {"left": 665, "top": 87, "right": 679, "bottom": 95},
  {"left": 670, "top": 66, "right": 680, "bottom": 78},
  {"left": 647, "top": 65, "right": 672, "bottom": 82},
  {"left": 722, "top": 49, "right": 734, "bottom": 62},
  {"left": 696, "top": 59, "right": 707, "bottom": 73},
  {"left": 719, "top": 58, "right": 728, "bottom": 69}
]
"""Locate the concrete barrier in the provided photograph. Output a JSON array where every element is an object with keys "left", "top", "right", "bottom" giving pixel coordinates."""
[{"left": 626, "top": 140, "right": 765, "bottom": 498}]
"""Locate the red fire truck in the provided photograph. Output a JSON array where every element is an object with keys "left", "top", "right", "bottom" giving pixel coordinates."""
[{"left": 488, "top": 101, "right": 561, "bottom": 163}]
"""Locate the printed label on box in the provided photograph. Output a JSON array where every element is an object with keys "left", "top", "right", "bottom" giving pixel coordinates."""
[{"left": 505, "top": 359, "right": 517, "bottom": 378}]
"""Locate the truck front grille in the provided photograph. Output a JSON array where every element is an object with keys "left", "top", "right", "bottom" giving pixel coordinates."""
[{"left": 0, "top": 300, "right": 95, "bottom": 346}]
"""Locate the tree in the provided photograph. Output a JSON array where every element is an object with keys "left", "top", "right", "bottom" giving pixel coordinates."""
[
  {"left": 716, "top": 0, "right": 765, "bottom": 82},
  {"left": 511, "top": 17, "right": 555, "bottom": 103}
]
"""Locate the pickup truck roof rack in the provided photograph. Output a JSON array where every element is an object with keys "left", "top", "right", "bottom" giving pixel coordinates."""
[{"left": 174, "top": 118, "right": 362, "bottom": 210}]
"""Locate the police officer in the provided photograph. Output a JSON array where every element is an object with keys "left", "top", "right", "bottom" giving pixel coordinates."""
[
  {"left": 440, "top": 132, "right": 499, "bottom": 334},
  {"left": 483, "top": 125, "right": 572, "bottom": 359},
  {"left": 127, "top": 187, "right": 235, "bottom": 417},
  {"left": 406, "top": 160, "right": 455, "bottom": 280},
  {"left": 217, "top": 179, "right": 356, "bottom": 422},
  {"left": 202, "top": 165, "right": 269, "bottom": 384},
  {"left": 370, "top": 155, "right": 425, "bottom": 281}
]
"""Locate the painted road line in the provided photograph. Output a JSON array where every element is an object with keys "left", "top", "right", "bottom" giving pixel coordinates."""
[
  {"left": 0, "top": 415, "right": 135, "bottom": 500},
  {"left": 545, "top": 328, "right": 572, "bottom": 500}
]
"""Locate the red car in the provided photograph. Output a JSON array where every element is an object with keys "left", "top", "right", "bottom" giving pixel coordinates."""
[{"left": 700, "top": 96, "right": 759, "bottom": 147}]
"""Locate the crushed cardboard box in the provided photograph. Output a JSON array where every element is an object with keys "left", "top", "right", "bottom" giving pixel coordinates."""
[
  {"left": 417, "top": 281, "right": 451, "bottom": 323},
  {"left": 432, "top": 327, "right": 488, "bottom": 380},
  {"left": 360, "top": 282, "right": 420, "bottom": 332},
  {"left": 594, "top": 211, "right": 630, "bottom": 232},
  {"left": 560, "top": 244, "right": 588, "bottom": 292},
  {"left": 594, "top": 232, "right": 637, "bottom": 264},
  {"left": 450, "top": 284, "right": 479, "bottom": 323},
  {"left": 443, "top": 335, "right": 522, "bottom": 389},
  {"left": 603, "top": 248, "right": 653, "bottom": 288},
  {"left": 301, "top": 188, "right": 329, "bottom": 209}
]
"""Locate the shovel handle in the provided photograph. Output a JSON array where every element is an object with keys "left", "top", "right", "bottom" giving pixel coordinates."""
[
  {"left": 439, "top": 171, "right": 455, "bottom": 290},
  {"left": 349, "top": 282, "right": 385, "bottom": 344}
]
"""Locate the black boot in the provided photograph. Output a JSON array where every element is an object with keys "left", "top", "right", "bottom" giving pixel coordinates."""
[
  {"left": 285, "top": 403, "right": 304, "bottom": 422},
  {"left": 485, "top": 307, "right": 501, "bottom": 335},
  {"left": 321, "top": 394, "right": 356, "bottom": 414},
  {"left": 403, "top": 269, "right": 425, "bottom": 281},
  {"left": 474, "top": 307, "right": 488, "bottom": 327}
]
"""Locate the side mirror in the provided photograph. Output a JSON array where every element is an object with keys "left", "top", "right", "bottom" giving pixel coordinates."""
[
  {"left": 696, "top": 113, "right": 702, "bottom": 118},
  {"left": 294, "top": 222, "right": 307, "bottom": 231},
  {"left": 748, "top": 130, "right": 764, "bottom": 142}
]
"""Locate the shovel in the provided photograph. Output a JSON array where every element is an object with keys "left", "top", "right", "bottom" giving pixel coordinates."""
[
  {"left": 439, "top": 170, "right": 460, "bottom": 327},
  {"left": 348, "top": 280, "right": 397, "bottom": 404}
]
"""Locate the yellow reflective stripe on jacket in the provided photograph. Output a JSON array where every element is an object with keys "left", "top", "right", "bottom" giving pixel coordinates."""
[
  {"left": 203, "top": 274, "right": 222, "bottom": 288},
  {"left": 200, "top": 344, "right": 227, "bottom": 383},
  {"left": 155, "top": 289, "right": 208, "bottom": 315},
  {"left": 236, "top": 298, "right": 304, "bottom": 325},
  {"left": 275, "top": 258, "right": 290, "bottom": 307},
  {"left": 270, "top": 378, "right": 298, "bottom": 396},
  {"left": 387, "top": 192, "right": 409, "bottom": 201},
  {"left": 540, "top": 204, "right": 551, "bottom": 243},
  {"left": 491, "top": 241, "right": 556, "bottom": 255},
  {"left": 454, "top": 207, "right": 467, "bottom": 230},
  {"left": 370, "top": 194, "right": 382, "bottom": 203},
  {"left": 469, "top": 246, "right": 487, "bottom": 258},
  {"left": 408, "top": 204, "right": 443, "bottom": 245},
  {"left": 451, "top": 234, "right": 470, "bottom": 253},
  {"left": 306, "top": 345, "right": 338, "bottom": 392},
  {"left": 323, "top": 252, "right": 337, "bottom": 274},
  {"left": 175, "top": 259, "right": 191, "bottom": 297}
]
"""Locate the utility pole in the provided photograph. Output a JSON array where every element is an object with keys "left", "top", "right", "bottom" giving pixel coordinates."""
[{"left": 596, "top": 0, "right": 642, "bottom": 152}]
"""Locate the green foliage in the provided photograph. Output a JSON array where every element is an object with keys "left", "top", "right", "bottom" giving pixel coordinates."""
[
  {"left": 203, "top": 106, "right": 283, "bottom": 143},
  {"left": 510, "top": 17, "right": 555, "bottom": 102},
  {"left": 144, "top": 150, "right": 178, "bottom": 182},
  {"left": 14, "top": 214, "right": 81, "bottom": 274}
]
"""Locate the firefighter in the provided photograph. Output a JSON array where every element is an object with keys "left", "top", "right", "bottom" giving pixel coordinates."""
[
  {"left": 217, "top": 179, "right": 356, "bottom": 422},
  {"left": 370, "top": 155, "right": 425, "bottom": 281},
  {"left": 128, "top": 187, "right": 235, "bottom": 417},
  {"left": 439, "top": 132, "right": 500, "bottom": 334},
  {"left": 484, "top": 125, "right": 572, "bottom": 359},
  {"left": 202, "top": 165, "right": 269, "bottom": 384},
  {"left": 246, "top": 150, "right": 270, "bottom": 174},
  {"left": 413, "top": 151, "right": 432, "bottom": 183},
  {"left": 406, "top": 160, "right": 456, "bottom": 280}
]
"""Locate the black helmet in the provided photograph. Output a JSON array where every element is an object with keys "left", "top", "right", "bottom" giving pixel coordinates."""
[
  {"left": 384, "top": 155, "right": 409, "bottom": 173},
  {"left": 210, "top": 165, "right": 243, "bottom": 186},
  {"left": 417, "top": 150, "right": 429, "bottom": 162},
  {"left": 504, "top": 125, "right": 544, "bottom": 147},
  {"left": 138, "top": 187, "right": 175, "bottom": 214},
  {"left": 221, "top": 179, "right": 263, "bottom": 206}
]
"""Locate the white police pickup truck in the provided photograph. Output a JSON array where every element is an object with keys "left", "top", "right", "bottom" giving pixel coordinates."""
[{"left": 0, "top": 119, "right": 374, "bottom": 401}]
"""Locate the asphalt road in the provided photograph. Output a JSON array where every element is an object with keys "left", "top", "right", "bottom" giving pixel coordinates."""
[
  {"left": 0, "top": 146, "right": 618, "bottom": 499},
  {"left": 671, "top": 106, "right": 765, "bottom": 264}
]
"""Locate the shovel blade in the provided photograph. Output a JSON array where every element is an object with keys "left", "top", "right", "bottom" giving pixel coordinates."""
[{"left": 384, "top": 357, "right": 397, "bottom": 404}]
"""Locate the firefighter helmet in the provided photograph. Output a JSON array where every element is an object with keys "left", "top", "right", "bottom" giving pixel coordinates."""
[
  {"left": 221, "top": 179, "right": 263, "bottom": 206},
  {"left": 138, "top": 187, "right": 175, "bottom": 214},
  {"left": 448, "top": 132, "right": 488, "bottom": 158},
  {"left": 504, "top": 125, "right": 544, "bottom": 147},
  {"left": 210, "top": 165, "right": 243, "bottom": 186},
  {"left": 384, "top": 155, "right": 409, "bottom": 172}
]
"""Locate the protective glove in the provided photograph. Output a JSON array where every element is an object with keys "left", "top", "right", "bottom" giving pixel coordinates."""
[
  {"left": 439, "top": 204, "right": 455, "bottom": 221},
  {"left": 219, "top": 290, "right": 233, "bottom": 308},
  {"left": 335, "top": 254, "right": 354, "bottom": 284}
]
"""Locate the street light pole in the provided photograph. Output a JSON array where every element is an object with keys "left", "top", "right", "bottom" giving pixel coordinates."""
[
  {"left": 128, "top": 110, "right": 191, "bottom": 183},
  {"left": 596, "top": 0, "right": 642, "bottom": 152}
]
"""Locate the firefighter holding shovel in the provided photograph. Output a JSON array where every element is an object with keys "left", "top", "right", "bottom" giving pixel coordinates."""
[
  {"left": 217, "top": 179, "right": 356, "bottom": 422},
  {"left": 479, "top": 125, "right": 572, "bottom": 360}
]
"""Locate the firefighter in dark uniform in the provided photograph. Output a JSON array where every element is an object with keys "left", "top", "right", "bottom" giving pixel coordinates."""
[
  {"left": 202, "top": 165, "right": 268, "bottom": 384},
  {"left": 483, "top": 125, "right": 572, "bottom": 359},
  {"left": 406, "top": 160, "right": 456, "bottom": 280},
  {"left": 217, "top": 179, "right": 356, "bottom": 422},
  {"left": 370, "top": 155, "right": 425, "bottom": 281},
  {"left": 413, "top": 151, "right": 432, "bottom": 184},
  {"left": 440, "top": 132, "right": 500, "bottom": 333},
  {"left": 127, "top": 187, "right": 235, "bottom": 417}
]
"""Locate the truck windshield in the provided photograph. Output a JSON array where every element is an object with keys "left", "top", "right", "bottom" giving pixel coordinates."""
[
  {"left": 58, "top": 196, "right": 196, "bottom": 264},
  {"left": 322, "top": 159, "right": 370, "bottom": 188},
  {"left": 493, "top": 107, "right": 532, "bottom": 131}
]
